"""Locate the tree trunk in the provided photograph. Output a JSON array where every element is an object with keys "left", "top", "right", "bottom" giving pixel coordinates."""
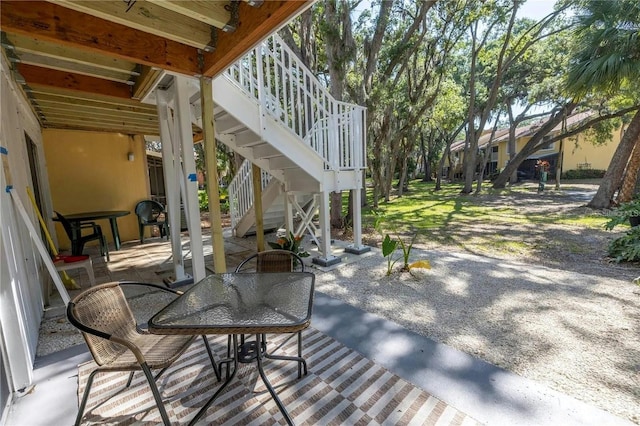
[
  {"left": 323, "top": 0, "right": 354, "bottom": 230},
  {"left": 420, "top": 134, "right": 430, "bottom": 182},
  {"left": 507, "top": 105, "right": 518, "bottom": 185},
  {"left": 345, "top": 190, "right": 353, "bottom": 227},
  {"left": 330, "top": 191, "right": 343, "bottom": 228},
  {"left": 616, "top": 128, "right": 640, "bottom": 203},
  {"left": 397, "top": 154, "right": 408, "bottom": 197},
  {"left": 555, "top": 139, "right": 564, "bottom": 190},
  {"left": 588, "top": 109, "right": 640, "bottom": 208},
  {"left": 436, "top": 142, "right": 451, "bottom": 191},
  {"left": 462, "top": 136, "right": 478, "bottom": 193}
]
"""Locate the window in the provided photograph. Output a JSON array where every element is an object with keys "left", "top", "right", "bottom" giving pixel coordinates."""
[
  {"left": 147, "top": 156, "right": 166, "bottom": 205},
  {"left": 540, "top": 135, "right": 555, "bottom": 151},
  {"left": 491, "top": 146, "right": 499, "bottom": 162}
]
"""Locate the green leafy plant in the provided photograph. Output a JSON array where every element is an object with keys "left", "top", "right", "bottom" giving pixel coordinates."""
[
  {"left": 398, "top": 233, "right": 418, "bottom": 271},
  {"left": 198, "top": 189, "right": 209, "bottom": 211},
  {"left": 381, "top": 234, "right": 399, "bottom": 276},
  {"left": 198, "top": 188, "right": 230, "bottom": 214},
  {"left": 604, "top": 198, "right": 640, "bottom": 230},
  {"left": 374, "top": 210, "right": 429, "bottom": 276},
  {"left": 608, "top": 227, "right": 640, "bottom": 263},
  {"left": 268, "top": 231, "right": 310, "bottom": 258},
  {"left": 604, "top": 198, "right": 640, "bottom": 263}
]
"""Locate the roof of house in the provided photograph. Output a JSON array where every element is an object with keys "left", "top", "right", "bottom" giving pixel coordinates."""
[{"left": 450, "top": 110, "right": 594, "bottom": 153}]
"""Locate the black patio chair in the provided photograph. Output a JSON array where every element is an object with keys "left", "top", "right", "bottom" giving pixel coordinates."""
[
  {"left": 134, "top": 200, "right": 169, "bottom": 244},
  {"left": 55, "top": 211, "right": 109, "bottom": 261}
]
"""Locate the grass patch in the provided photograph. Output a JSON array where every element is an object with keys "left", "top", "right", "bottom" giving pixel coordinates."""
[
  {"left": 358, "top": 180, "right": 595, "bottom": 232},
  {"left": 344, "top": 179, "right": 609, "bottom": 259}
]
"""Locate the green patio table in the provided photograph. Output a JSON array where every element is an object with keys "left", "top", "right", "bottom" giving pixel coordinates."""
[
  {"left": 148, "top": 272, "right": 315, "bottom": 426},
  {"left": 54, "top": 210, "right": 130, "bottom": 251}
]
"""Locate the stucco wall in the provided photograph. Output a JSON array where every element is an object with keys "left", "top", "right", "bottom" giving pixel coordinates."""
[
  {"left": 561, "top": 130, "right": 621, "bottom": 171},
  {"left": 43, "top": 130, "right": 149, "bottom": 250},
  {"left": 496, "top": 128, "right": 620, "bottom": 172}
]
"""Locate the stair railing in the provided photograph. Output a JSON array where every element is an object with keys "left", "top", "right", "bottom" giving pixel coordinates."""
[
  {"left": 228, "top": 159, "right": 272, "bottom": 229},
  {"left": 224, "top": 34, "right": 366, "bottom": 172}
]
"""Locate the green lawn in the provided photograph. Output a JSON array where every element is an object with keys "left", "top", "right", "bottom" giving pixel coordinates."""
[{"left": 350, "top": 180, "right": 609, "bottom": 256}]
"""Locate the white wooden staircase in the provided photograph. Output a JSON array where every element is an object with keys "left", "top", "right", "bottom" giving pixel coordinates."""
[{"left": 195, "top": 34, "right": 369, "bottom": 265}]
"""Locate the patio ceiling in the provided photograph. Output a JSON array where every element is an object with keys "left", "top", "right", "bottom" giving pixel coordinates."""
[{"left": 0, "top": 0, "right": 311, "bottom": 136}]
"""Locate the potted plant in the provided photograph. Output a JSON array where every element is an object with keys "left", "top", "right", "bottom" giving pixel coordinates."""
[
  {"left": 268, "top": 231, "right": 310, "bottom": 258},
  {"left": 604, "top": 198, "right": 640, "bottom": 263},
  {"left": 604, "top": 198, "right": 640, "bottom": 230}
]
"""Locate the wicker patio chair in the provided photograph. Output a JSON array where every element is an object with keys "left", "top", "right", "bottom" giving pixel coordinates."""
[
  {"left": 67, "top": 281, "right": 220, "bottom": 426},
  {"left": 234, "top": 249, "right": 305, "bottom": 273},
  {"left": 233, "top": 249, "right": 308, "bottom": 377}
]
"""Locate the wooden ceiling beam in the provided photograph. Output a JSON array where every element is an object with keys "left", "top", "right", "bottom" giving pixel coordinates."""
[
  {"left": 55, "top": 0, "right": 214, "bottom": 50},
  {"left": 32, "top": 95, "right": 157, "bottom": 116},
  {"left": 15, "top": 52, "right": 135, "bottom": 84},
  {"left": 42, "top": 121, "right": 160, "bottom": 136},
  {"left": 36, "top": 102, "right": 157, "bottom": 120},
  {"left": 148, "top": 0, "right": 232, "bottom": 31},
  {"left": 202, "top": 1, "right": 312, "bottom": 77},
  {"left": 28, "top": 85, "right": 149, "bottom": 107},
  {"left": 4, "top": 33, "right": 139, "bottom": 75},
  {"left": 18, "top": 64, "right": 132, "bottom": 98},
  {"left": 1, "top": 1, "right": 204, "bottom": 76},
  {"left": 132, "top": 66, "right": 163, "bottom": 100},
  {"left": 43, "top": 110, "right": 158, "bottom": 126}
]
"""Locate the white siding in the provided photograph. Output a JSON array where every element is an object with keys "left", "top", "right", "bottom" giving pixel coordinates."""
[{"left": 0, "top": 54, "right": 46, "bottom": 397}]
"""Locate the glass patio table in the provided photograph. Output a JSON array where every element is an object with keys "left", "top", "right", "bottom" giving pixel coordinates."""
[{"left": 148, "top": 272, "right": 315, "bottom": 426}]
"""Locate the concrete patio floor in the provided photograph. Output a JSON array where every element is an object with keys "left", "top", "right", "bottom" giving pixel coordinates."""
[{"left": 5, "top": 230, "right": 634, "bottom": 425}]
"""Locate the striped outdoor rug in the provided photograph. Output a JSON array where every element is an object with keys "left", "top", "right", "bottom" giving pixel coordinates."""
[{"left": 77, "top": 328, "right": 479, "bottom": 425}]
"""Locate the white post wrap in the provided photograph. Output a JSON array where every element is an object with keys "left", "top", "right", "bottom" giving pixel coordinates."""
[
  {"left": 157, "top": 90, "right": 187, "bottom": 282},
  {"left": 173, "top": 77, "right": 205, "bottom": 282},
  {"left": 312, "top": 191, "right": 340, "bottom": 267}
]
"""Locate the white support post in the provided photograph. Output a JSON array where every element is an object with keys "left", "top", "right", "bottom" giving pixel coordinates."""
[
  {"left": 353, "top": 188, "right": 362, "bottom": 245},
  {"left": 312, "top": 191, "right": 340, "bottom": 267},
  {"left": 157, "top": 90, "right": 187, "bottom": 283},
  {"left": 284, "top": 189, "right": 293, "bottom": 235},
  {"left": 344, "top": 184, "right": 370, "bottom": 255},
  {"left": 173, "top": 76, "right": 205, "bottom": 282}
]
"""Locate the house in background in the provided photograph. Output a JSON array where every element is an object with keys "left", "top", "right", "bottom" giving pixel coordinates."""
[
  {"left": 448, "top": 111, "right": 623, "bottom": 180},
  {"left": 0, "top": 1, "right": 370, "bottom": 421}
]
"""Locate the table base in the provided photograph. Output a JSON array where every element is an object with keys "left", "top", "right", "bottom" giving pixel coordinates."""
[
  {"left": 237, "top": 340, "right": 266, "bottom": 363},
  {"left": 188, "top": 334, "right": 306, "bottom": 426}
]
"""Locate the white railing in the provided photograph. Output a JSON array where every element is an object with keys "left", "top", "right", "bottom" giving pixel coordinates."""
[
  {"left": 224, "top": 34, "right": 366, "bottom": 172},
  {"left": 229, "top": 160, "right": 272, "bottom": 229}
]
